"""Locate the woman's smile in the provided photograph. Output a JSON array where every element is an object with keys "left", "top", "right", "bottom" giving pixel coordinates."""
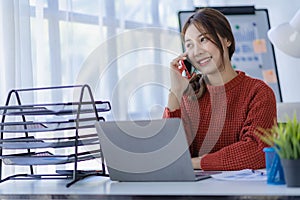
[{"left": 196, "top": 56, "right": 213, "bottom": 67}]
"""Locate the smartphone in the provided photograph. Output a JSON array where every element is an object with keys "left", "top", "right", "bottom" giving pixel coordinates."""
[{"left": 179, "top": 59, "right": 193, "bottom": 78}]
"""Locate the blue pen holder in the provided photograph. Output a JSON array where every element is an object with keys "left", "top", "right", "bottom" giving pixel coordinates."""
[{"left": 263, "top": 147, "right": 285, "bottom": 185}]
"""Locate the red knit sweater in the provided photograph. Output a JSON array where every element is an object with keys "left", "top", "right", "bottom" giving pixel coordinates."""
[{"left": 163, "top": 71, "right": 276, "bottom": 171}]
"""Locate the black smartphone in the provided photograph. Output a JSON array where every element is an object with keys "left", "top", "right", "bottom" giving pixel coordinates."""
[
  {"left": 180, "top": 58, "right": 197, "bottom": 78},
  {"left": 182, "top": 59, "right": 200, "bottom": 76},
  {"left": 179, "top": 60, "right": 191, "bottom": 78},
  {"left": 183, "top": 59, "right": 193, "bottom": 74}
]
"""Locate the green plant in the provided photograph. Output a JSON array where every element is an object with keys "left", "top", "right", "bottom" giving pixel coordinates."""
[{"left": 256, "top": 114, "right": 300, "bottom": 160}]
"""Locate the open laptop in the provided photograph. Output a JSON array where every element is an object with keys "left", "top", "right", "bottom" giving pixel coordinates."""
[{"left": 95, "top": 118, "right": 216, "bottom": 182}]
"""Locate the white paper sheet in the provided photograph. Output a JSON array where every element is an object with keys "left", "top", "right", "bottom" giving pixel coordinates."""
[{"left": 211, "top": 169, "right": 267, "bottom": 181}]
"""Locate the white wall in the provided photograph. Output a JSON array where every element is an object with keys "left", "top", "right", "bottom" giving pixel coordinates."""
[{"left": 195, "top": 0, "right": 300, "bottom": 102}]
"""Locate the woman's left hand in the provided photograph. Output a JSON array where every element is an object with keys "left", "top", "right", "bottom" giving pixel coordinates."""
[
  {"left": 192, "top": 154, "right": 207, "bottom": 169},
  {"left": 191, "top": 157, "right": 202, "bottom": 169}
]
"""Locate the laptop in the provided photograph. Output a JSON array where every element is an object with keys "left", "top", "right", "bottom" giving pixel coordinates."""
[{"left": 95, "top": 118, "right": 215, "bottom": 182}]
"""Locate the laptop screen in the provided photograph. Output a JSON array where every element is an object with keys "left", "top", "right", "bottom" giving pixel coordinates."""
[{"left": 95, "top": 118, "right": 201, "bottom": 181}]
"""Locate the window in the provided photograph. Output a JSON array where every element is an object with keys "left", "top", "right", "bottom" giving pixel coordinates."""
[{"left": 18, "top": 0, "right": 193, "bottom": 120}]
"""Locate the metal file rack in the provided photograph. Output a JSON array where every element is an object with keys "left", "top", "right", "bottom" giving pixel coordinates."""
[{"left": 0, "top": 85, "right": 110, "bottom": 187}]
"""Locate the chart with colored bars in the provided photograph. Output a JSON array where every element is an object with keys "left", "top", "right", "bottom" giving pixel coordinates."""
[
  {"left": 231, "top": 20, "right": 278, "bottom": 93},
  {"left": 178, "top": 7, "right": 282, "bottom": 102}
]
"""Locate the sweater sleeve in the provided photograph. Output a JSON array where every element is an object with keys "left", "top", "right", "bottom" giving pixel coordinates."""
[
  {"left": 201, "top": 84, "right": 277, "bottom": 171},
  {"left": 162, "top": 107, "right": 181, "bottom": 118},
  {"left": 163, "top": 103, "right": 197, "bottom": 155}
]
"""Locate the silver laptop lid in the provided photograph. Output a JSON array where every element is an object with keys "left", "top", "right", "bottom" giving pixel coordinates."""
[{"left": 95, "top": 118, "right": 197, "bottom": 182}]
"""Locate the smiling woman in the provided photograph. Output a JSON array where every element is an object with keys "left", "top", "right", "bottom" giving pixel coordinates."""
[{"left": 163, "top": 8, "right": 277, "bottom": 171}]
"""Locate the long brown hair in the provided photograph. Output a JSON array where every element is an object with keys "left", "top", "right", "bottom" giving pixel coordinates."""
[{"left": 182, "top": 8, "right": 235, "bottom": 99}]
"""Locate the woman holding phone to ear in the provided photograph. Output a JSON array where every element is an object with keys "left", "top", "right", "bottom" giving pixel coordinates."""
[{"left": 163, "top": 8, "right": 276, "bottom": 171}]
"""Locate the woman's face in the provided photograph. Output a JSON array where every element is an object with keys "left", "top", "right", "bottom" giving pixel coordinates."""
[{"left": 184, "top": 24, "right": 229, "bottom": 75}]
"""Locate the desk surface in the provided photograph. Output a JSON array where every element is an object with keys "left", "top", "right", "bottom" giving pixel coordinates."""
[{"left": 0, "top": 176, "right": 299, "bottom": 199}]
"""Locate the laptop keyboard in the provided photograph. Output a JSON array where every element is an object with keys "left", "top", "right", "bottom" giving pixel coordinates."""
[{"left": 194, "top": 170, "right": 221, "bottom": 180}]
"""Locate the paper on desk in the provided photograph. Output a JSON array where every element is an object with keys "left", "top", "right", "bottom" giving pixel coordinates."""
[{"left": 211, "top": 169, "right": 267, "bottom": 181}]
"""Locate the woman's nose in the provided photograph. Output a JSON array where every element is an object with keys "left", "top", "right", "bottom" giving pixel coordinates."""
[{"left": 193, "top": 42, "right": 205, "bottom": 55}]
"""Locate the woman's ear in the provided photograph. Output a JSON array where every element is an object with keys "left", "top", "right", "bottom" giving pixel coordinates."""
[
  {"left": 226, "top": 39, "right": 231, "bottom": 47},
  {"left": 221, "top": 37, "right": 231, "bottom": 48}
]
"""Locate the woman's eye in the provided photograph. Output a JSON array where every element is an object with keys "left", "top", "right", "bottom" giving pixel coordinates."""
[
  {"left": 185, "top": 43, "right": 193, "bottom": 49},
  {"left": 200, "top": 36, "right": 208, "bottom": 43}
]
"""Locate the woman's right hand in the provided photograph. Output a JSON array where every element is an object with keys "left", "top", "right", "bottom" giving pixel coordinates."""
[{"left": 167, "top": 53, "right": 191, "bottom": 110}]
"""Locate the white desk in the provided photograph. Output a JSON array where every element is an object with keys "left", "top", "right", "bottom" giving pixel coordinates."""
[{"left": 0, "top": 176, "right": 299, "bottom": 199}]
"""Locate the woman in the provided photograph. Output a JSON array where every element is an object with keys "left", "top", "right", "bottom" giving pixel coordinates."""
[{"left": 163, "top": 8, "right": 276, "bottom": 171}]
